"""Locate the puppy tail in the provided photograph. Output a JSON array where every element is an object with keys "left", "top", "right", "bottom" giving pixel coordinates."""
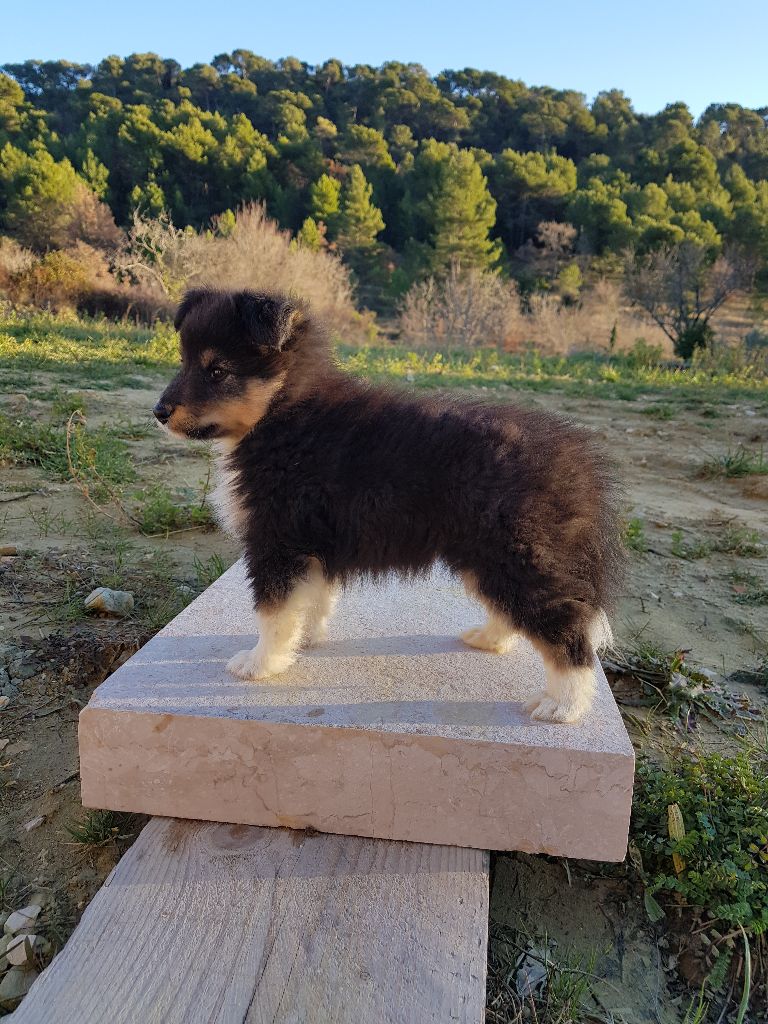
[{"left": 589, "top": 608, "right": 614, "bottom": 654}]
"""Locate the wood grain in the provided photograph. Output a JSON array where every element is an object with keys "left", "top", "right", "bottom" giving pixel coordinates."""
[{"left": 11, "top": 818, "right": 489, "bottom": 1024}]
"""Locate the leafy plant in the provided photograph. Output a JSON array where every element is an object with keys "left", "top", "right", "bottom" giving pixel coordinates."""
[
  {"left": 631, "top": 748, "right": 768, "bottom": 1002},
  {"left": 623, "top": 516, "right": 647, "bottom": 552}
]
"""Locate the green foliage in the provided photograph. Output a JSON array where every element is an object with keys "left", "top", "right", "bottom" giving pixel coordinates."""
[
  {"left": 310, "top": 172, "right": 341, "bottom": 228},
  {"left": 632, "top": 748, "right": 768, "bottom": 936},
  {"left": 1, "top": 53, "right": 768, "bottom": 297},
  {"left": 295, "top": 215, "right": 324, "bottom": 251},
  {"left": 336, "top": 165, "right": 384, "bottom": 250},
  {"left": 623, "top": 516, "right": 647, "bottom": 552}
]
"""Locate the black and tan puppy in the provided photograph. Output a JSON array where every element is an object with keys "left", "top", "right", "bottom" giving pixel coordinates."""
[{"left": 155, "top": 288, "right": 622, "bottom": 723}]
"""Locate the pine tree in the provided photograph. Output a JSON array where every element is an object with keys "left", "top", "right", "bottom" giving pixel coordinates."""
[
  {"left": 296, "top": 215, "right": 324, "bottom": 251},
  {"left": 336, "top": 165, "right": 384, "bottom": 250},
  {"left": 310, "top": 173, "right": 341, "bottom": 231},
  {"left": 428, "top": 150, "right": 500, "bottom": 273}
]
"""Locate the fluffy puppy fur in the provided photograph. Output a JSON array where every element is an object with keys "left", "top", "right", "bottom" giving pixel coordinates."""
[{"left": 155, "top": 288, "right": 623, "bottom": 723}]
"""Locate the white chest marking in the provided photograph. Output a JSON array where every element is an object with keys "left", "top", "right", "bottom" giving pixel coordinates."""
[{"left": 210, "top": 445, "right": 246, "bottom": 540}]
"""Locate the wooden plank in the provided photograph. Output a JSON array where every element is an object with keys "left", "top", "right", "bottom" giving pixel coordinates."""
[{"left": 10, "top": 818, "right": 489, "bottom": 1024}]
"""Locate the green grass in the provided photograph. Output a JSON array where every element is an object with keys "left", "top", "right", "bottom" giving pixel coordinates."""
[
  {"left": 0, "top": 411, "right": 138, "bottom": 500},
  {"left": 0, "top": 309, "right": 177, "bottom": 388},
  {"left": 65, "top": 810, "right": 138, "bottom": 846},
  {"left": 2, "top": 308, "right": 768, "bottom": 401},
  {"left": 486, "top": 924, "right": 606, "bottom": 1024},
  {"left": 700, "top": 446, "right": 768, "bottom": 479},
  {"left": 337, "top": 344, "right": 768, "bottom": 402},
  {"left": 640, "top": 402, "right": 675, "bottom": 419},
  {"left": 133, "top": 482, "right": 215, "bottom": 535}
]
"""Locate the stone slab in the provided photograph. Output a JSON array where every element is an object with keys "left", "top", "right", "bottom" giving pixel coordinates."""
[{"left": 79, "top": 561, "right": 634, "bottom": 859}]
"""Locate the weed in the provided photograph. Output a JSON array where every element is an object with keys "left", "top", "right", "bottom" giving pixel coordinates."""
[
  {"left": 731, "top": 571, "right": 768, "bottom": 606},
  {"left": 50, "top": 389, "right": 88, "bottom": 420},
  {"left": 623, "top": 517, "right": 647, "bottom": 553},
  {"left": 641, "top": 403, "right": 675, "bottom": 420},
  {"left": 604, "top": 640, "right": 760, "bottom": 730},
  {"left": 700, "top": 446, "right": 768, "bottom": 479},
  {"left": 671, "top": 525, "right": 764, "bottom": 560},
  {"left": 65, "top": 809, "right": 138, "bottom": 846},
  {"left": 133, "top": 483, "right": 215, "bottom": 535},
  {"left": 193, "top": 553, "right": 229, "bottom": 588},
  {"left": 0, "top": 412, "right": 135, "bottom": 499},
  {"left": 486, "top": 923, "right": 608, "bottom": 1024},
  {"left": 631, "top": 747, "right": 768, "bottom": 1003}
]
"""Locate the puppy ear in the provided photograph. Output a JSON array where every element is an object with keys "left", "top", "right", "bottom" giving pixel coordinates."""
[
  {"left": 174, "top": 289, "right": 210, "bottom": 331},
  {"left": 235, "top": 292, "right": 301, "bottom": 351}
]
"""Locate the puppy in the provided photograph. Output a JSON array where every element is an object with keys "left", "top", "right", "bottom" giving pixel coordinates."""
[{"left": 155, "top": 288, "right": 623, "bottom": 723}]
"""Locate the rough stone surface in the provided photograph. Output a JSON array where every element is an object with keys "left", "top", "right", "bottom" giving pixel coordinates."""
[
  {"left": 0, "top": 966, "right": 38, "bottom": 1009},
  {"left": 80, "top": 561, "right": 634, "bottom": 859},
  {"left": 3, "top": 907, "right": 41, "bottom": 936}
]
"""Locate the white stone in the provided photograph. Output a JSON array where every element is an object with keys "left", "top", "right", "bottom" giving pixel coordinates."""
[
  {"left": 6, "top": 934, "right": 38, "bottom": 966},
  {"left": 0, "top": 966, "right": 38, "bottom": 1009},
  {"left": 4, "top": 906, "right": 41, "bottom": 935},
  {"left": 80, "top": 561, "right": 634, "bottom": 860}
]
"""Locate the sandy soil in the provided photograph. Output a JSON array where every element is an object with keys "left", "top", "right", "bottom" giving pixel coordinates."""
[{"left": 1, "top": 375, "right": 766, "bottom": 1019}]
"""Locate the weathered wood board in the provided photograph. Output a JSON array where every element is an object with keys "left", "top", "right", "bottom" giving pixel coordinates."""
[{"left": 10, "top": 817, "right": 490, "bottom": 1024}]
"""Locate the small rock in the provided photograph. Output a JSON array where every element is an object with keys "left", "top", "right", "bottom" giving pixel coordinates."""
[
  {"left": 0, "top": 738, "right": 8, "bottom": 751},
  {"left": 0, "top": 696, "right": 10, "bottom": 710},
  {"left": 4, "top": 905, "right": 42, "bottom": 935},
  {"left": 23, "top": 816, "right": 45, "bottom": 832},
  {"left": 0, "top": 545, "right": 17, "bottom": 556},
  {"left": 84, "top": 587, "right": 134, "bottom": 617},
  {"left": 5, "top": 933, "right": 38, "bottom": 966},
  {"left": 0, "top": 965, "right": 39, "bottom": 1009},
  {"left": 4, "top": 741, "right": 31, "bottom": 758}
]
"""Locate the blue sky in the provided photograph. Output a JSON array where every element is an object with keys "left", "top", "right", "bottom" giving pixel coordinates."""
[{"left": 2, "top": 0, "right": 766, "bottom": 117}]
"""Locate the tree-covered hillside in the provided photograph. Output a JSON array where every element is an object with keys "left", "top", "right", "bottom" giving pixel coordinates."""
[{"left": 1, "top": 52, "right": 767, "bottom": 308}]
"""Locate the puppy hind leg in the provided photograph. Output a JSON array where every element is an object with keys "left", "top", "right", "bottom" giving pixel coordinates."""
[
  {"left": 305, "top": 579, "right": 341, "bottom": 647},
  {"left": 524, "top": 628, "right": 596, "bottom": 724},
  {"left": 227, "top": 561, "right": 326, "bottom": 680}
]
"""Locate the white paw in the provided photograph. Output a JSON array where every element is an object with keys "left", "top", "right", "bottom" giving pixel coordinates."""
[
  {"left": 525, "top": 691, "right": 588, "bottom": 724},
  {"left": 460, "top": 625, "right": 516, "bottom": 654},
  {"left": 226, "top": 646, "right": 296, "bottom": 680}
]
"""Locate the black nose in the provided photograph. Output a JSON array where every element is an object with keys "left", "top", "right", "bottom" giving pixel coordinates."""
[{"left": 153, "top": 402, "right": 173, "bottom": 424}]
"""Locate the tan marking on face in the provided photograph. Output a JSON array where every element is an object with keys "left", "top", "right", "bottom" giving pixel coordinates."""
[
  {"left": 199, "top": 349, "right": 219, "bottom": 370},
  {"left": 200, "top": 374, "right": 286, "bottom": 441},
  {"left": 167, "top": 406, "right": 194, "bottom": 433}
]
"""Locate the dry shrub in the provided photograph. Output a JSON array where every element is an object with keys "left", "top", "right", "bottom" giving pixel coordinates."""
[
  {"left": 6, "top": 250, "right": 91, "bottom": 310},
  {"left": 523, "top": 280, "right": 671, "bottom": 355},
  {"left": 117, "top": 204, "right": 366, "bottom": 338},
  {"left": 67, "top": 184, "right": 123, "bottom": 250},
  {"left": 0, "top": 236, "right": 35, "bottom": 297},
  {"left": 399, "top": 264, "right": 522, "bottom": 347}
]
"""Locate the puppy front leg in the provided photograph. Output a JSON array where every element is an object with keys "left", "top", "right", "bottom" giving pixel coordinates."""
[{"left": 227, "top": 559, "right": 326, "bottom": 680}]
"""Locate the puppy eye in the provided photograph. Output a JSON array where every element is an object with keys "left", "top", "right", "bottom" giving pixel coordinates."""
[{"left": 208, "top": 366, "right": 227, "bottom": 380}]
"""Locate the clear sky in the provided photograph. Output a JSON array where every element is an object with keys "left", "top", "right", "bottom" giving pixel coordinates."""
[{"left": 2, "top": 0, "right": 766, "bottom": 117}]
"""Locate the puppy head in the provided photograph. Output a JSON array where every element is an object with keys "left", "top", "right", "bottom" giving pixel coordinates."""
[{"left": 154, "top": 289, "right": 303, "bottom": 443}]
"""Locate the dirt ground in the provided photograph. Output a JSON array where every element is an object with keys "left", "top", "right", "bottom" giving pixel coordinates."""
[{"left": 1, "top": 372, "right": 766, "bottom": 1019}]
